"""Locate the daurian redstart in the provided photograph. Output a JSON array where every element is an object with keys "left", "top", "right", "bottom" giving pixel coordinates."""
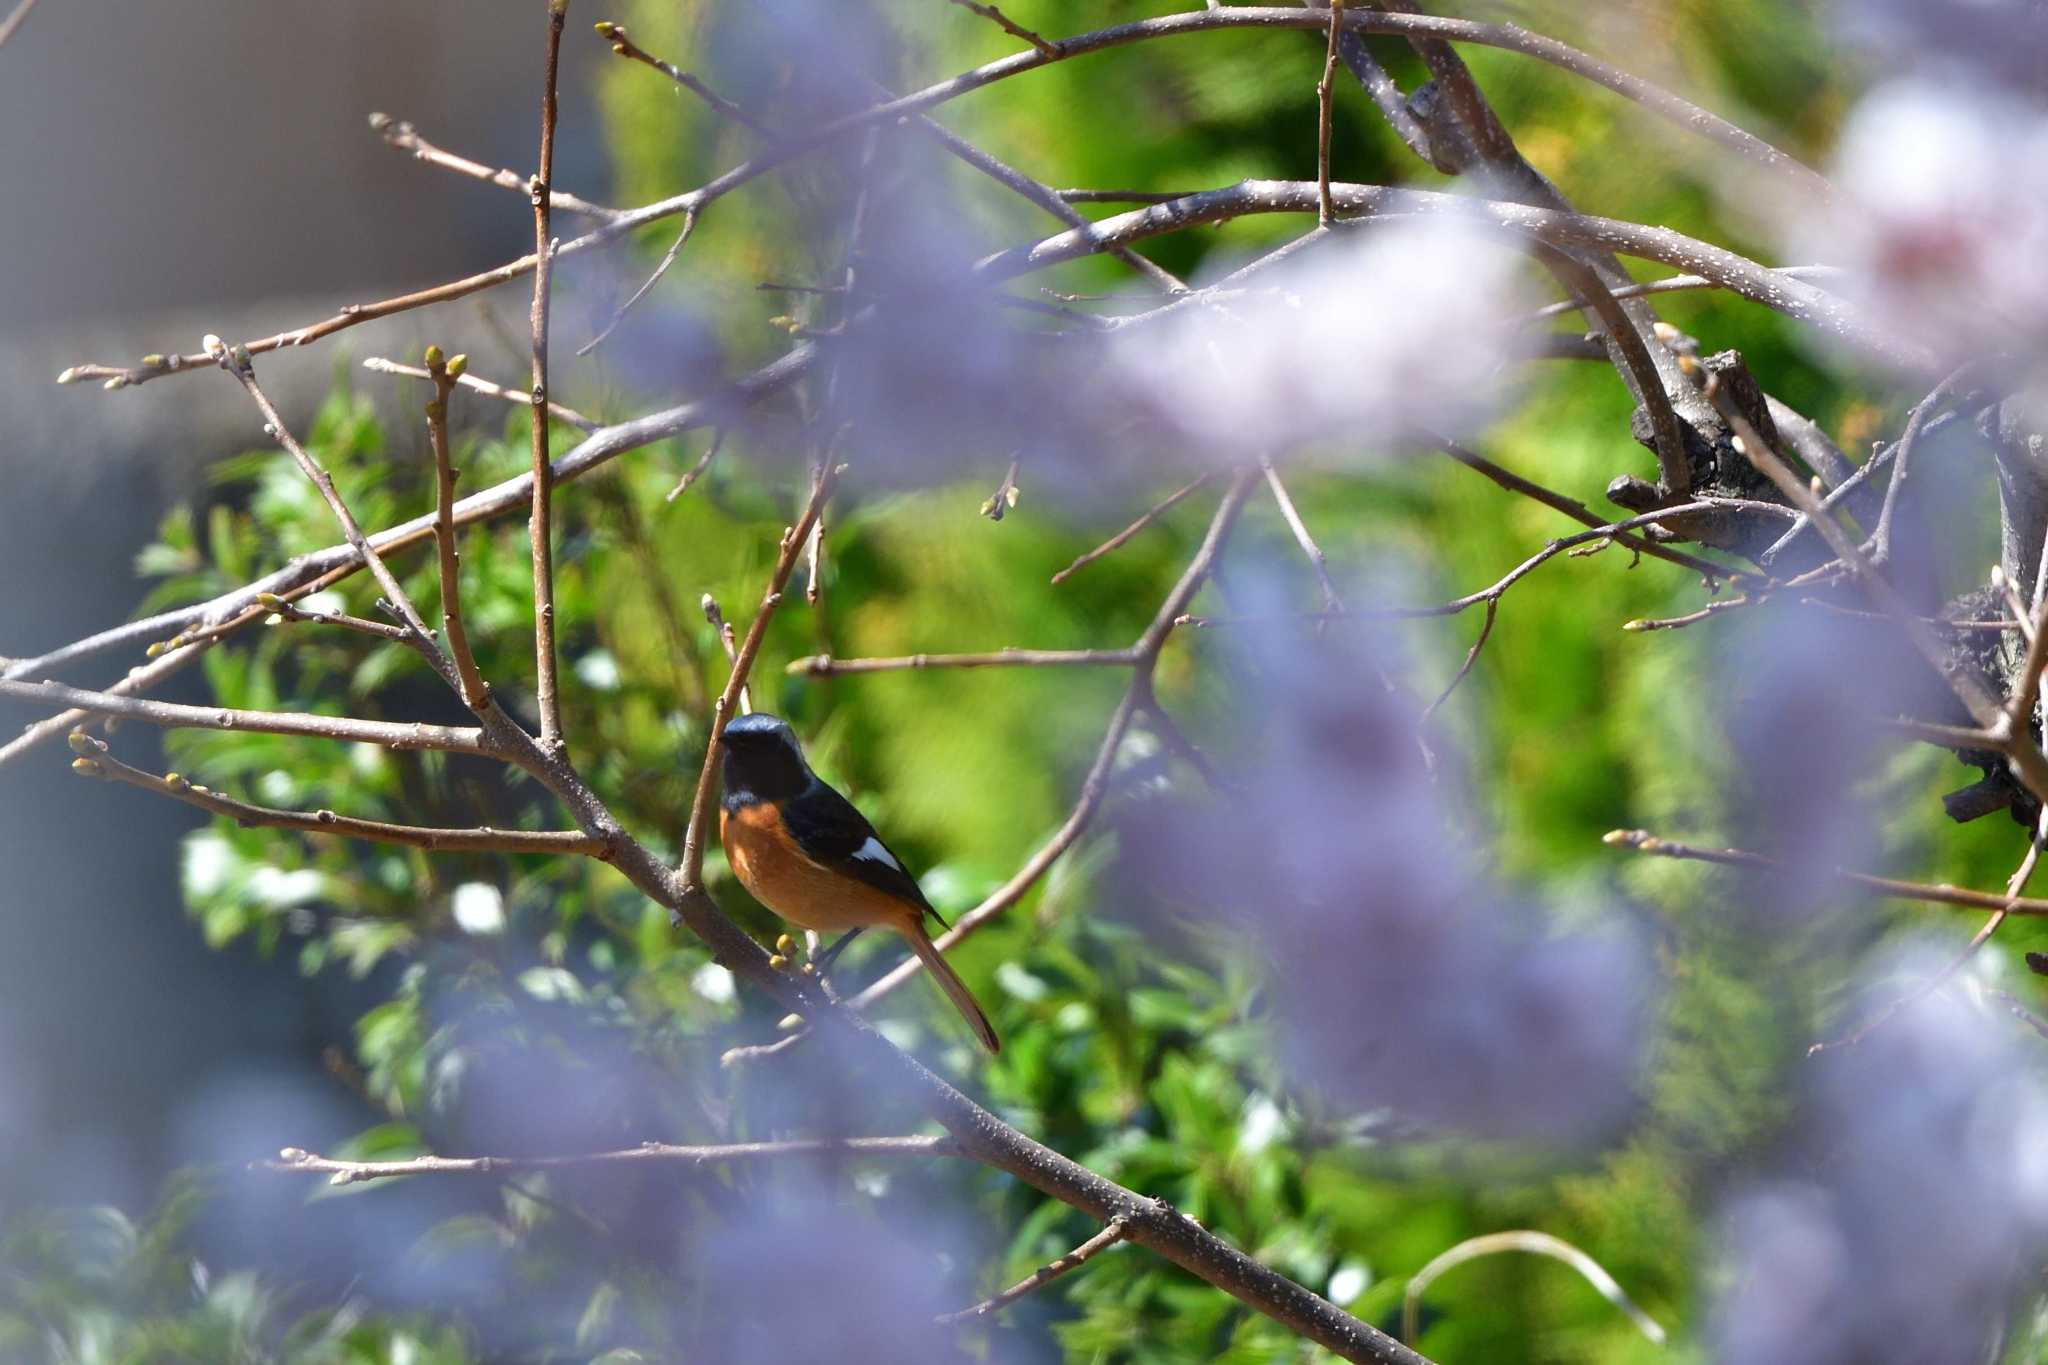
[{"left": 718, "top": 712, "right": 1000, "bottom": 1054}]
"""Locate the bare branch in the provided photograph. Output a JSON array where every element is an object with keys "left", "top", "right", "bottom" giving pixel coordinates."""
[
  {"left": 1, "top": 678, "right": 494, "bottom": 756},
  {"left": 528, "top": 0, "right": 569, "bottom": 752},
  {"left": 1316, "top": 0, "right": 1344, "bottom": 225},
  {"left": 424, "top": 348, "right": 493, "bottom": 711},
  {"left": 945, "top": 0, "right": 1058, "bottom": 57},
  {"left": 269, "top": 1134, "right": 959, "bottom": 1185},
  {"left": 257, "top": 591, "right": 410, "bottom": 643},
  {"left": 363, "top": 356, "right": 600, "bottom": 431},
  {"left": 788, "top": 647, "right": 1139, "bottom": 676},
  {"left": 1810, "top": 809, "right": 2048, "bottom": 1055},
  {"left": 0, "top": 0, "right": 40, "bottom": 52},
  {"left": 203, "top": 339, "right": 455, "bottom": 691},
  {"left": 367, "top": 112, "right": 622, "bottom": 220},
  {"left": 701, "top": 593, "right": 750, "bottom": 715},
  {"left": 1434, "top": 440, "right": 1749, "bottom": 584},
  {"left": 1262, "top": 457, "right": 1347, "bottom": 613},
  {"left": 939, "top": 1216, "right": 1131, "bottom": 1324},
  {"left": 1604, "top": 829, "right": 2048, "bottom": 917},
  {"left": 667, "top": 429, "right": 727, "bottom": 503},
  {"left": 1052, "top": 474, "right": 1215, "bottom": 585},
  {"left": 592, "top": 22, "right": 772, "bottom": 132},
  {"left": 68, "top": 736, "right": 606, "bottom": 857},
  {"left": 679, "top": 468, "right": 840, "bottom": 893},
  {"left": 979, "top": 182, "right": 1920, "bottom": 371},
  {"left": 1519, "top": 265, "right": 1843, "bottom": 323}
]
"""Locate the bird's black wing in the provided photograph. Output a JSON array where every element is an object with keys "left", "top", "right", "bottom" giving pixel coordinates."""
[{"left": 782, "top": 777, "right": 943, "bottom": 921}]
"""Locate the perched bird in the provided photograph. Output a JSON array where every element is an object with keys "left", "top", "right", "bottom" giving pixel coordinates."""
[{"left": 717, "top": 712, "right": 1000, "bottom": 1054}]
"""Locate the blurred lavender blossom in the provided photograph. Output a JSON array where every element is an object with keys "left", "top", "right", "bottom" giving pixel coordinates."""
[
  {"left": 1108, "top": 221, "right": 1540, "bottom": 464},
  {"left": 1710, "top": 955, "right": 2048, "bottom": 1365},
  {"left": 1118, "top": 568, "right": 1650, "bottom": 1145},
  {"left": 1799, "top": 81, "right": 2048, "bottom": 372}
]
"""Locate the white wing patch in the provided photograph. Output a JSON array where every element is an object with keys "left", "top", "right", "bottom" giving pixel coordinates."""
[{"left": 851, "top": 836, "right": 901, "bottom": 871}]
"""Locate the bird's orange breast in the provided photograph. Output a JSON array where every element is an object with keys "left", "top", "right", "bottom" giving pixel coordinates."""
[{"left": 720, "top": 801, "right": 921, "bottom": 934}]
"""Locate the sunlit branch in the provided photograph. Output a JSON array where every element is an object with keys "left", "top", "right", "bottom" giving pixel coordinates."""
[
  {"left": 364, "top": 356, "right": 599, "bottom": 431},
  {"left": 1603, "top": 829, "right": 2048, "bottom": 917},
  {"left": 367, "top": 112, "right": 622, "bottom": 220},
  {"left": 527, "top": 0, "right": 569, "bottom": 752},
  {"left": 269, "top": 1134, "right": 960, "bottom": 1185},
  {"left": 1052, "top": 474, "right": 1215, "bottom": 584},
  {"left": 68, "top": 736, "right": 607, "bottom": 857},
  {"left": 979, "top": 182, "right": 1918, "bottom": 370},
  {"left": 939, "top": 1215, "right": 1131, "bottom": 1324},
  {"left": 0, "top": 678, "right": 494, "bottom": 756},
  {"left": 424, "top": 348, "right": 493, "bottom": 712},
  {"left": 788, "top": 647, "right": 1139, "bottom": 675}
]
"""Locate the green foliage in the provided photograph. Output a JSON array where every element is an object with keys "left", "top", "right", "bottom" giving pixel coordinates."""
[{"left": 0, "top": 1178, "right": 474, "bottom": 1364}]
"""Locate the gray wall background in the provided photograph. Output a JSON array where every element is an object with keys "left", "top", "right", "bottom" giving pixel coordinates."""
[{"left": 0, "top": 0, "right": 616, "bottom": 1261}]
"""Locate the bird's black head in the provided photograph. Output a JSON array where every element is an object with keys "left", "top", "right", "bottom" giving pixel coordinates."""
[{"left": 719, "top": 712, "right": 813, "bottom": 808}]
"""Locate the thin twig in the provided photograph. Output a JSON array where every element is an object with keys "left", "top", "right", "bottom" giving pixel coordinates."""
[
  {"left": 701, "top": 594, "right": 750, "bottom": 716},
  {"left": 578, "top": 209, "right": 698, "bottom": 356},
  {"left": 67, "top": 736, "right": 606, "bottom": 857},
  {"left": 0, "top": 0, "right": 39, "bottom": 52},
  {"left": 268, "top": 1134, "right": 959, "bottom": 1185},
  {"left": 59, "top": 9, "right": 1837, "bottom": 391},
  {"left": 1873, "top": 364, "right": 1976, "bottom": 563},
  {"left": 1518, "top": 265, "right": 1842, "bottom": 323},
  {"left": 1603, "top": 829, "right": 2048, "bottom": 917},
  {"left": 1809, "top": 809, "right": 2048, "bottom": 1055},
  {"left": 425, "top": 348, "right": 492, "bottom": 711},
  {"left": 979, "top": 182, "right": 1916, "bottom": 369},
  {"left": 1421, "top": 598, "right": 1496, "bottom": 721},
  {"left": 679, "top": 467, "right": 840, "bottom": 894},
  {"left": 256, "top": 592, "right": 410, "bottom": 643},
  {"left": 7, "top": 343, "right": 811, "bottom": 775},
  {"left": 1262, "top": 457, "right": 1345, "bottom": 612},
  {"left": 593, "top": 22, "right": 772, "bottom": 131},
  {"left": 363, "top": 356, "right": 599, "bottom": 431},
  {"left": 528, "top": 0, "right": 570, "bottom": 752},
  {"left": 788, "top": 647, "right": 1139, "bottom": 676},
  {"left": 1316, "top": 0, "right": 1343, "bottom": 224},
  {"left": 367, "top": 113, "right": 621, "bottom": 220},
  {"left": 1435, "top": 440, "right": 1747, "bottom": 584},
  {"left": 1529, "top": 242, "right": 1689, "bottom": 495},
  {"left": 946, "top": 0, "right": 1058, "bottom": 56},
  {"left": 0, "top": 678, "right": 493, "bottom": 755},
  {"left": 939, "top": 1216, "right": 1131, "bottom": 1324},
  {"left": 804, "top": 509, "right": 825, "bottom": 607},
  {"left": 1715, "top": 402, "right": 2048, "bottom": 800},
  {"left": 1052, "top": 474, "right": 1215, "bottom": 584},
  {"left": 203, "top": 339, "right": 450, "bottom": 678},
  {"left": 667, "top": 429, "right": 727, "bottom": 503}
]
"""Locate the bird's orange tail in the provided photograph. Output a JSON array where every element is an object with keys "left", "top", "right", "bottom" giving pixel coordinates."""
[{"left": 905, "top": 924, "right": 1000, "bottom": 1055}]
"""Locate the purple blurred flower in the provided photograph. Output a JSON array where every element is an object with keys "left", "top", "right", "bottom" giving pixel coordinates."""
[
  {"left": 676, "top": 1165, "right": 1013, "bottom": 1362},
  {"left": 1111, "top": 221, "right": 1538, "bottom": 462},
  {"left": 1790, "top": 78, "right": 2048, "bottom": 372},
  {"left": 1711, "top": 957, "right": 2048, "bottom": 1365},
  {"left": 1118, "top": 571, "right": 1650, "bottom": 1145}
]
